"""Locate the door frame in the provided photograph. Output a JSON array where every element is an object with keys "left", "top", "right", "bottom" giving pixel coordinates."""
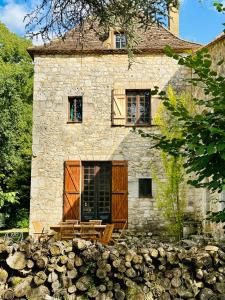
[{"left": 81, "top": 161, "right": 112, "bottom": 223}]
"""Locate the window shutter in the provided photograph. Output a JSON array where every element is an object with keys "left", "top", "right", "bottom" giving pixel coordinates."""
[
  {"left": 151, "top": 96, "right": 161, "bottom": 125},
  {"left": 112, "top": 161, "right": 128, "bottom": 229},
  {"left": 64, "top": 161, "right": 80, "bottom": 220},
  {"left": 112, "top": 90, "right": 126, "bottom": 126}
]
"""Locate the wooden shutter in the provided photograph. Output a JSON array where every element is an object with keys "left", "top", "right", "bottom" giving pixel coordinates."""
[
  {"left": 112, "top": 89, "right": 126, "bottom": 126},
  {"left": 151, "top": 96, "right": 161, "bottom": 125},
  {"left": 112, "top": 161, "right": 128, "bottom": 229},
  {"left": 64, "top": 161, "right": 80, "bottom": 221}
]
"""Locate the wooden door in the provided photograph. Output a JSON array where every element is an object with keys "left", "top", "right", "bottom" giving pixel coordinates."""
[
  {"left": 64, "top": 161, "right": 80, "bottom": 220},
  {"left": 112, "top": 161, "right": 128, "bottom": 229},
  {"left": 64, "top": 160, "right": 128, "bottom": 228}
]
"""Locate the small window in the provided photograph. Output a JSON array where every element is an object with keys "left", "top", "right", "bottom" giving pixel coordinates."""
[
  {"left": 139, "top": 178, "right": 152, "bottom": 198},
  {"left": 115, "top": 33, "right": 126, "bottom": 49},
  {"left": 126, "top": 90, "right": 151, "bottom": 125},
  {"left": 68, "top": 96, "right": 82, "bottom": 123}
]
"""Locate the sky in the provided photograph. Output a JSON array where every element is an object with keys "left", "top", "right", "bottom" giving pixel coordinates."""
[{"left": 0, "top": 0, "right": 224, "bottom": 45}]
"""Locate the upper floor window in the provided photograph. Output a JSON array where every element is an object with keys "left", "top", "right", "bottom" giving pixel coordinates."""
[
  {"left": 115, "top": 33, "right": 126, "bottom": 49},
  {"left": 68, "top": 96, "right": 82, "bottom": 123},
  {"left": 126, "top": 90, "right": 151, "bottom": 125}
]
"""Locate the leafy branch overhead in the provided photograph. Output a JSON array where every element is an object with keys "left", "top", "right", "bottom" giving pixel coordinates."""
[
  {"left": 25, "top": 0, "right": 179, "bottom": 41},
  {"left": 213, "top": 1, "right": 225, "bottom": 13}
]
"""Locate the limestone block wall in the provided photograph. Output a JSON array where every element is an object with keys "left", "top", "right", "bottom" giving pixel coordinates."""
[
  {"left": 201, "top": 37, "right": 225, "bottom": 238},
  {"left": 30, "top": 53, "right": 203, "bottom": 232},
  {"left": 208, "top": 37, "right": 225, "bottom": 76}
]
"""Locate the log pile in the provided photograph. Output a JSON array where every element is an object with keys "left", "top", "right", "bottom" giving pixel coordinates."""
[{"left": 0, "top": 236, "right": 225, "bottom": 299}]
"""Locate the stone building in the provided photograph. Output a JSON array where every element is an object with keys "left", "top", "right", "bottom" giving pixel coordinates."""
[
  {"left": 28, "top": 11, "right": 203, "bottom": 233},
  {"left": 200, "top": 33, "right": 225, "bottom": 238},
  {"left": 206, "top": 33, "right": 225, "bottom": 75}
]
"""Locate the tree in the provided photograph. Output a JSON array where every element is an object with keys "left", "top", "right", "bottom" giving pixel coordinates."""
[
  {"left": 140, "top": 45, "right": 224, "bottom": 225},
  {"left": 139, "top": 0, "right": 225, "bottom": 223},
  {"left": 0, "top": 22, "right": 33, "bottom": 227},
  {"left": 150, "top": 88, "right": 190, "bottom": 241},
  {"left": 25, "top": 0, "right": 179, "bottom": 42},
  {"left": 151, "top": 46, "right": 225, "bottom": 193}
]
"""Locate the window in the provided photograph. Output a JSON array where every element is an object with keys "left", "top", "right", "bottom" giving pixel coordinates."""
[
  {"left": 68, "top": 96, "right": 82, "bottom": 123},
  {"left": 126, "top": 90, "right": 151, "bottom": 125},
  {"left": 139, "top": 178, "right": 152, "bottom": 198},
  {"left": 115, "top": 33, "right": 126, "bottom": 49}
]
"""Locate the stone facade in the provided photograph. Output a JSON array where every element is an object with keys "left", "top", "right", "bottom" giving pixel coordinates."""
[
  {"left": 208, "top": 34, "right": 225, "bottom": 75},
  {"left": 30, "top": 53, "right": 203, "bottom": 233},
  {"left": 201, "top": 34, "right": 225, "bottom": 239}
]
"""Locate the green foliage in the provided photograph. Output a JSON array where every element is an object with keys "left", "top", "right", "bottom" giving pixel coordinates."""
[
  {"left": 150, "top": 88, "right": 188, "bottom": 241},
  {"left": 139, "top": 44, "right": 225, "bottom": 222},
  {"left": 147, "top": 46, "right": 225, "bottom": 224},
  {"left": 207, "top": 208, "right": 225, "bottom": 224},
  {"left": 152, "top": 154, "right": 186, "bottom": 240},
  {"left": 213, "top": 1, "right": 225, "bottom": 13},
  {"left": 154, "top": 47, "right": 225, "bottom": 193},
  {"left": 0, "top": 22, "right": 33, "bottom": 227},
  {"left": 0, "top": 187, "right": 18, "bottom": 210},
  {"left": 7, "top": 208, "right": 29, "bottom": 228},
  {"left": 213, "top": 1, "right": 225, "bottom": 32}
]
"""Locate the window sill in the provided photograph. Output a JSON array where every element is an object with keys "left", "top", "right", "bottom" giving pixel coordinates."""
[
  {"left": 67, "top": 121, "right": 82, "bottom": 124},
  {"left": 111, "top": 124, "right": 157, "bottom": 127},
  {"left": 125, "top": 124, "right": 152, "bottom": 127}
]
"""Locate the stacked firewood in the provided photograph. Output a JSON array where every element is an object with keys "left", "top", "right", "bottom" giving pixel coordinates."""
[{"left": 0, "top": 236, "right": 225, "bottom": 299}]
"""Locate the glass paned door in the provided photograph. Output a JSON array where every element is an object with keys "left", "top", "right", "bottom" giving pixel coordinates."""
[{"left": 81, "top": 162, "right": 111, "bottom": 223}]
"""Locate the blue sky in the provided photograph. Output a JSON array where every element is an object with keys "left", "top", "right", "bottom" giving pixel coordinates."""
[
  {"left": 0, "top": 0, "right": 224, "bottom": 45},
  {"left": 180, "top": 0, "right": 225, "bottom": 44}
]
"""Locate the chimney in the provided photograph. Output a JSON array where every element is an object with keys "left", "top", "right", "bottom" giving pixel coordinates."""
[{"left": 168, "top": 5, "right": 179, "bottom": 36}]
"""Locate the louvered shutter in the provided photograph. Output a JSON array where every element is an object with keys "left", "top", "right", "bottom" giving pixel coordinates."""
[
  {"left": 112, "top": 161, "right": 128, "bottom": 229},
  {"left": 64, "top": 161, "right": 80, "bottom": 220},
  {"left": 151, "top": 96, "right": 161, "bottom": 125},
  {"left": 112, "top": 89, "right": 126, "bottom": 126}
]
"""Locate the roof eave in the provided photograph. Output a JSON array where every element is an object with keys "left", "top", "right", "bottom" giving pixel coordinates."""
[
  {"left": 27, "top": 46, "right": 199, "bottom": 60},
  {"left": 202, "top": 33, "right": 225, "bottom": 50}
]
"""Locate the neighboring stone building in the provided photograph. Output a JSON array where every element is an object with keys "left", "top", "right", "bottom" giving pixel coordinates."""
[
  {"left": 28, "top": 11, "right": 203, "bottom": 233},
  {"left": 200, "top": 33, "right": 225, "bottom": 238},
  {"left": 206, "top": 33, "right": 225, "bottom": 75}
]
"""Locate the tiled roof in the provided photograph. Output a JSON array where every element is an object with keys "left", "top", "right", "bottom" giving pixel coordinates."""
[{"left": 28, "top": 24, "right": 201, "bottom": 58}]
